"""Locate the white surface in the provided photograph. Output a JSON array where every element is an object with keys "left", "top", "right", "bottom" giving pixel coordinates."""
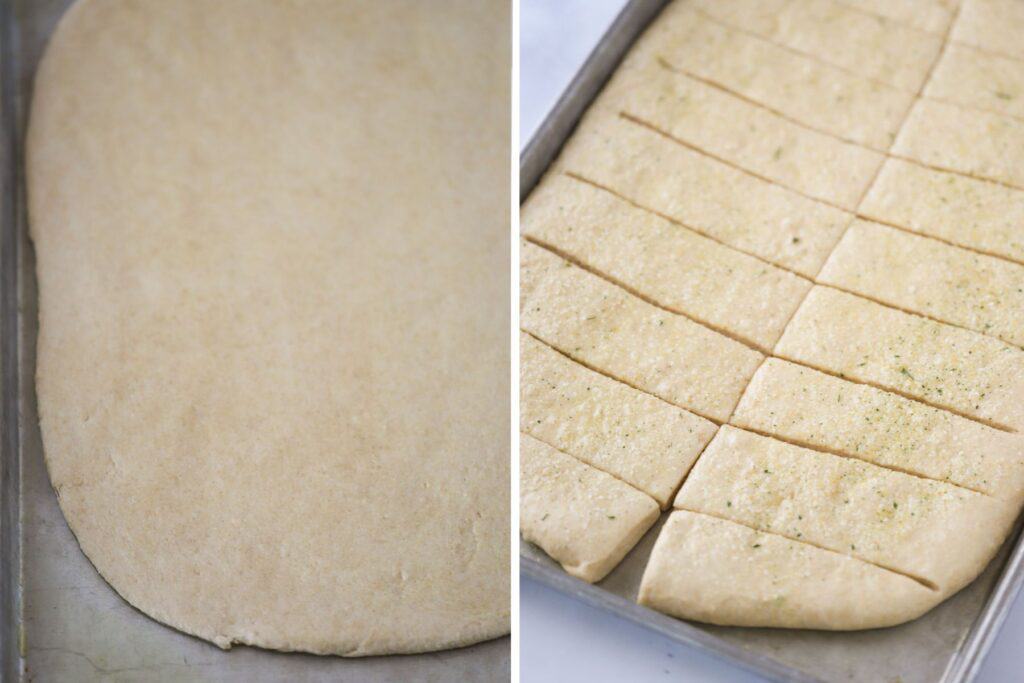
[
  {"left": 519, "top": 0, "right": 627, "bottom": 144},
  {"left": 518, "top": 1, "right": 1024, "bottom": 681}
]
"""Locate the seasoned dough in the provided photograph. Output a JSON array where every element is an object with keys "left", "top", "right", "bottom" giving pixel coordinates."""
[
  {"left": 893, "top": 98, "right": 1024, "bottom": 188},
  {"left": 554, "top": 115, "right": 851, "bottom": 276},
  {"left": 521, "top": 0, "right": 1024, "bottom": 633},
  {"left": 520, "top": 434, "right": 660, "bottom": 583},
  {"left": 818, "top": 220, "right": 1024, "bottom": 346},
  {"left": 30, "top": 0, "right": 509, "bottom": 656},
  {"left": 860, "top": 158, "right": 1024, "bottom": 264},
  {"left": 638, "top": 511, "right": 940, "bottom": 630},
  {"left": 732, "top": 359, "right": 1024, "bottom": 503},
  {"left": 648, "top": 2, "right": 914, "bottom": 149},
  {"left": 675, "top": 426, "right": 1018, "bottom": 594},
  {"left": 520, "top": 332, "right": 717, "bottom": 508},
  {"left": 952, "top": 0, "right": 1024, "bottom": 60},
  {"left": 691, "top": 0, "right": 943, "bottom": 90},
  {"left": 776, "top": 287, "right": 1024, "bottom": 431},
  {"left": 594, "top": 56, "right": 883, "bottom": 209},
  {"left": 521, "top": 175, "right": 811, "bottom": 350},
  {"left": 520, "top": 241, "right": 764, "bottom": 422},
  {"left": 927, "top": 43, "right": 1024, "bottom": 119}
]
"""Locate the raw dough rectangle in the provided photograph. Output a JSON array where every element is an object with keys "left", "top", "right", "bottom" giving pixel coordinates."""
[
  {"left": 926, "top": 43, "right": 1024, "bottom": 119},
  {"left": 520, "top": 332, "right": 717, "bottom": 508},
  {"left": 554, "top": 114, "right": 851, "bottom": 277},
  {"left": 675, "top": 425, "right": 1017, "bottom": 594},
  {"left": 638, "top": 510, "right": 938, "bottom": 630},
  {"left": 521, "top": 174, "right": 811, "bottom": 350},
  {"left": 774, "top": 286, "right": 1024, "bottom": 432},
  {"left": 859, "top": 157, "right": 1024, "bottom": 264},
  {"left": 691, "top": 0, "right": 943, "bottom": 91},
  {"left": 952, "top": 0, "right": 1024, "bottom": 60},
  {"left": 520, "top": 433, "right": 660, "bottom": 583},
  {"left": 520, "top": 240, "right": 764, "bottom": 422},
  {"left": 646, "top": 2, "right": 915, "bottom": 149},
  {"left": 893, "top": 98, "right": 1024, "bottom": 188},
  {"left": 732, "top": 358, "right": 1024, "bottom": 502},
  {"left": 594, "top": 56, "right": 883, "bottom": 209},
  {"left": 29, "top": 0, "right": 511, "bottom": 658},
  {"left": 818, "top": 219, "right": 1024, "bottom": 346}
]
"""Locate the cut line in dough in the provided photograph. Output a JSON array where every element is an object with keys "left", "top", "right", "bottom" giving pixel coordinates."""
[
  {"left": 893, "top": 98, "right": 1024, "bottom": 190},
  {"left": 926, "top": 43, "right": 1024, "bottom": 120},
  {"left": 690, "top": 0, "right": 944, "bottom": 91},
  {"left": 520, "top": 240, "right": 763, "bottom": 422},
  {"left": 521, "top": 174, "right": 811, "bottom": 351},
  {"left": 775, "top": 286, "right": 1024, "bottom": 432},
  {"left": 552, "top": 114, "right": 851, "bottom": 277},
  {"left": 592, "top": 55, "right": 884, "bottom": 209},
  {"left": 818, "top": 219, "right": 1024, "bottom": 347},
  {"left": 520, "top": 331, "right": 717, "bottom": 508},
  {"left": 732, "top": 358, "right": 1024, "bottom": 503},
  {"left": 675, "top": 425, "right": 1018, "bottom": 594},
  {"left": 647, "top": 2, "right": 915, "bottom": 149},
  {"left": 859, "top": 157, "right": 1024, "bottom": 265}
]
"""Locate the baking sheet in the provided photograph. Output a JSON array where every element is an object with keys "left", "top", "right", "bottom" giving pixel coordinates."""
[
  {"left": 518, "top": 1, "right": 1024, "bottom": 681},
  {"left": 0, "top": 1, "right": 510, "bottom": 680}
]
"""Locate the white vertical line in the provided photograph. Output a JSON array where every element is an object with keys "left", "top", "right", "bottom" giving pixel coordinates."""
[{"left": 510, "top": 0, "right": 522, "bottom": 680}]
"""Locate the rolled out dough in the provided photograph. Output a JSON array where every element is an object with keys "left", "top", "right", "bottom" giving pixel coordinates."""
[{"left": 29, "top": 0, "right": 510, "bottom": 656}]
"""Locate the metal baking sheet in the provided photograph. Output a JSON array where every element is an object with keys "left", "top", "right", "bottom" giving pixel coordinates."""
[
  {"left": 0, "top": 1, "right": 510, "bottom": 680},
  {"left": 518, "top": 1, "right": 1024, "bottom": 681}
]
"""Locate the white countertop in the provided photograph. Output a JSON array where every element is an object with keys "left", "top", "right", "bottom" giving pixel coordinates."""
[{"left": 518, "top": 2, "right": 1024, "bottom": 680}]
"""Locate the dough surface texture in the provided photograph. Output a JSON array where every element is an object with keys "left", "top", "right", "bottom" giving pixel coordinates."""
[
  {"left": 520, "top": 0, "right": 1024, "bottom": 630},
  {"left": 519, "top": 434, "right": 660, "bottom": 583},
  {"left": 30, "top": 0, "right": 510, "bottom": 655}
]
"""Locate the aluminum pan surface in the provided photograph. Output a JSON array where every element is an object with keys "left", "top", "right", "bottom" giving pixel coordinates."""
[
  {"left": 518, "top": 1, "right": 1024, "bottom": 681},
  {"left": 3, "top": 1, "right": 510, "bottom": 680}
]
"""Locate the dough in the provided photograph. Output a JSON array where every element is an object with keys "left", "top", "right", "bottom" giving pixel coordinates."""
[
  {"left": 521, "top": 175, "right": 811, "bottom": 350},
  {"left": 639, "top": 510, "right": 940, "bottom": 630},
  {"left": 926, "top": 44, "right": 1024, "bottom": 119},
  {"left": 648, "top": 2, "right": 914, "bottom": 149},
  {"left": 520, "top": 332, "right": 717, "bottom": 508},
  {"left": 674, "top": 426, "right": 1018, "bottom": 594},
  {"left": 593, "top": 56, "right": 884, "bottom": 209},
  {"left": 520, "top": 434, "right": 660, "bottom": 583},
  {"left": 520, "top": 241, "right": 764, "bottom": 422},
  {"left": 29, "top": 0, "right": 509, "bottom": 656},
  {"left": 893, "top": 98, "right": 1024, "bottom": 188},
  {"left": 860, "top": 158, "right": 1024, "bottom": 264},
  {"left": 690, "top": 0, "right": 943, "bottom": 90},
  {"left": 732, "top": 359, "right": 1024, "bottom": 503},
  {"left": 819, "top": 220, "right": 1024, "bottom": 346},
  {"left": 775, "top": 286, "right": 1024, "bottom": 432},
  {"left": 521, "top": 0, "right": 1024, "bottom": 631},
  {"left": 553, "top": 114, "right": 851, "bottom": 277},
  {"left": 837, "top": 0, "right": 954, "bottom": 34},
  {"left": 952, "top": 0, "right": 1024, "bottom": 60}
]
